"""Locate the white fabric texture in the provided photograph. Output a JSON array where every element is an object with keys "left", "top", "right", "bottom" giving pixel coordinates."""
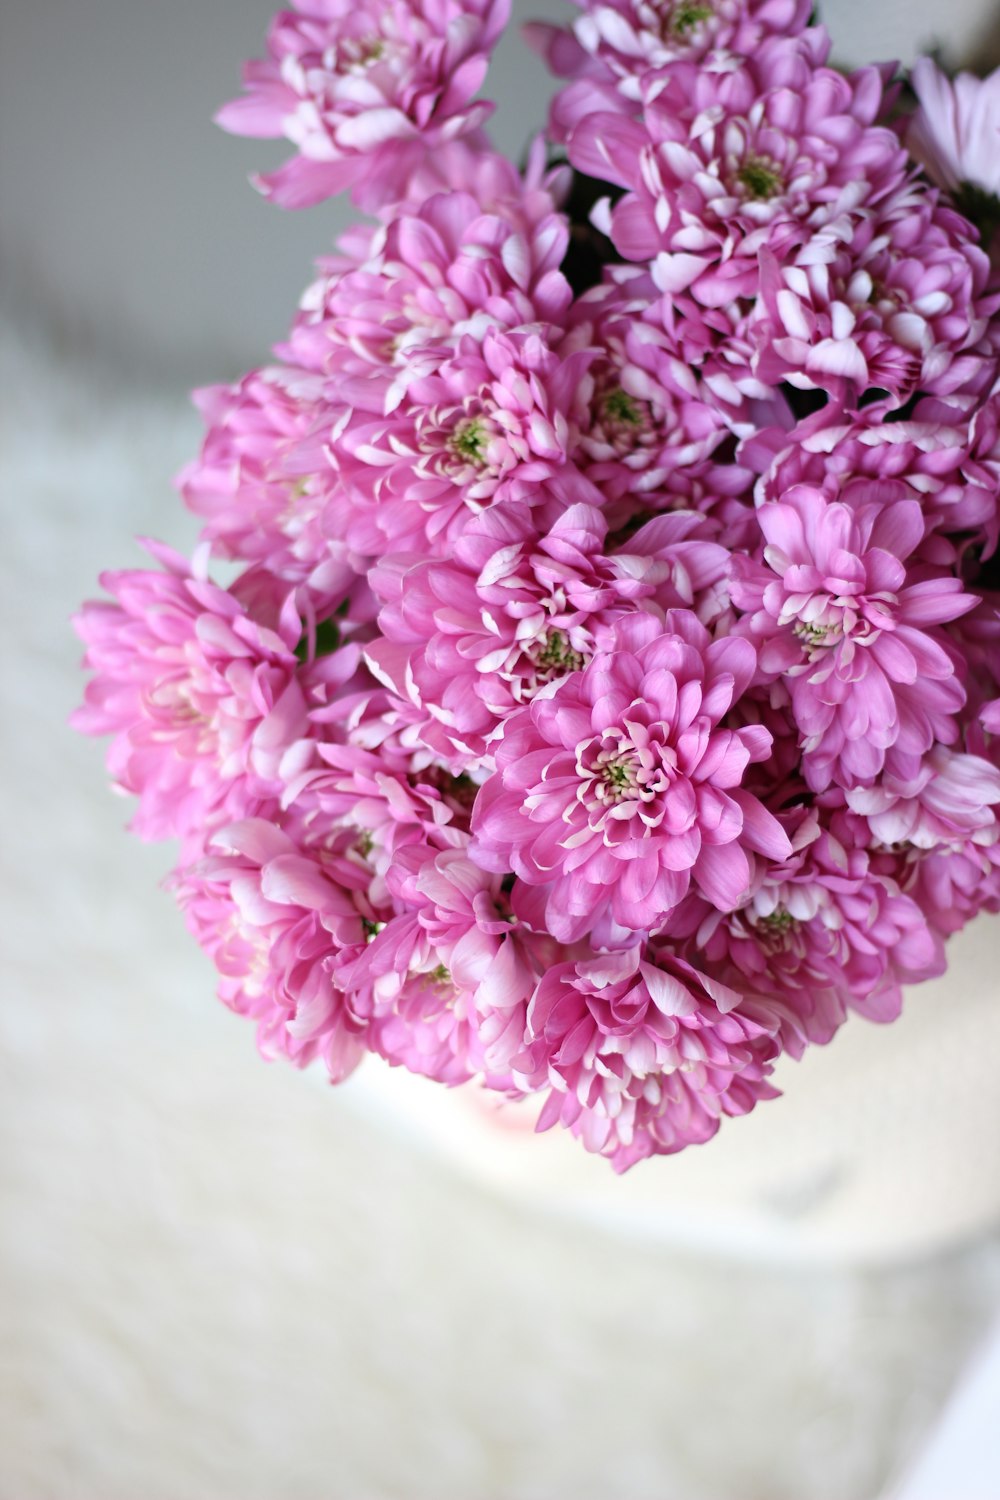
[{"left": 3, "top": 311, "right": 1000, "bottom": 1500}]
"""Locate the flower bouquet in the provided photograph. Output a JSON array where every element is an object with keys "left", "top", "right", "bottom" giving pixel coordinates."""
[{"left": 74, "top": 0, "right": 1000, "bottom": 1173}]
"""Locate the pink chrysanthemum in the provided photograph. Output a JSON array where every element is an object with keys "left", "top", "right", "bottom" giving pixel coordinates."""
[
  {"left": 283, "top": 184, "right": 572, "bottom": 394},
  {"left": 328, "top": 328, "right": 593, "bottom": 555},
  {"left": 72, "top": 542, "right": 361, "bottom": 845},
  {"left": 528, "top": 0, "right": 814, "bottom": 102},
  {"left": 367, "top": 500, "right": 729, "bottom": 761},
  {"left": 732, "top": 487, "right": 976, "bottom": 790},
  {"left": 570, "top": 284, "right": 750, "bottom": 510},
  {"left": 751, "top": 187, "right": 995, "bottom": 404},
  {"left": 216, "top": 0, "right": 510, "bottom": 211},
  {"left": 689, "top": 811, "right": 945, "bottom": 1049},
  {"left": 173, "top": 817, "right": 373, "bottom": 1078},
  {"left": 566, "top": 42, "right": 906, "bottom": 310},
  {"left": 747, "top": 398, "right": 1000, "bottom": 559},
  {"left": 177, "top": 368, "right": 363, "bottom": 591},
  {"left": 472, "top": 610, "right": 791, "bottom": 942},
  {"left": 845, "top": 743, "right": 1000, "bottom": 850},
  {"left": 343, "top": 843, "right": 539, "bottom": 1081},
  {"left": 514, "top": 945, "right": 780, "bottom": 1171}
]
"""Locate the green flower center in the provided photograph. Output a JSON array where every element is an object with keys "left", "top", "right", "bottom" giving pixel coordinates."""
[
  {"left": 449, "top": 418, "right": 490, "bottom": 467},
  {"left": 737, "top": 156, "right": 783, "bottom": 201},
  {"left": 759, "top": 907, "right": 796, "bottom": 934},
  {"left": 602, "top": 388, "right": 643, "bottom": 426},
  {"left": 794, "top": 619, "right": 841, "bottom": 648},
  {"left": 534, "top": 630, "right": 585, "bottom": 680},
  {"left": 601, "top": 757, "right": 638, "bottom": 800},
  {"left": 670, "top": 2, "right": 714, "bottom": 34}
]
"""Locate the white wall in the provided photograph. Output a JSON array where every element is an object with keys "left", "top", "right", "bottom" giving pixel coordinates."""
[{"left": 1, "top": 0, "right": 997, "bottom": 383}]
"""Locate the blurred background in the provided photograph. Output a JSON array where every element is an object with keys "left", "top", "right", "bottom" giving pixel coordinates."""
[{"left": 3, "top": 2, "right": 1000, "bottom": 1497}]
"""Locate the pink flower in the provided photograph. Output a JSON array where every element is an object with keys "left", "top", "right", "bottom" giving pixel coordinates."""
[
  {"left": 514, "top": 945, "right": 780, "bottom": 1171},
  {"left": 216, "top": 0, "right": 510, "bottom": 211},
  {"left": 567, "top": 43, "right": 906, "bottom": 309},
  {"left": 173, "top": 817, "right": 373, "bottom": 1079},
  {"left": 691, "top": 811, "right": 945, "bottom": 1048},
  {"left": 366, "top": 500, "right": 729, "bottom": 761},
  {"left": 570, "top": 284, "right": 748, "bottom": 510},
  {"left": 177, "top": 367, "right": 361, "bottom": 591},
  {"left": 328, "top": 328, "right": 593, "bottom": 555},
  {"left": 282, "top": 185, "right": 572, "bottom": 394},
  {"left": 845, "top": 743, "right": 1000, "bottom": 849},
  {"left": 732, "top": 487, "right": 976, "bottom": 790},
  {"left": 71, "top": 542, "right": 345, "bottom": 845},
  {"left": 751, "top": 188, "right": 994, "bottom": 403},
  {"left": 343, "top": 844, "right": 539, "bottom": 1081},
  {"left": 472, "top": 610, "right": 791, "bottom": 942},
  {"left": 748, "top": 398, "right": 1000, "bottom": 558},
  {"left": 528, "top": 0, "right": 814, "bottom": 103},
  {"left": 281, "top": 739, "right": 463, "bottom": 905},
  {"left": 904, "top": 834, "right": 1000, "bottom": 938},
  {"left": 909, "top": 59, "right": 1000, "bottom": 199}
]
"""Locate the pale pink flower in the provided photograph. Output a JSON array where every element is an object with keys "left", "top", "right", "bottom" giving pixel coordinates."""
[
  {"left": 72, "top": 543, "right": 338, "bottom": 845},
  {"left": 173, "top": 818, "right": 373, "bottom": 1079},
  {"left": 845, "top": 743, "right": 1000, "bottom": 850},
  {"left": 514, "top": 945, "right": 780, "bottom": 1171},
  {"left": 904, "top": 834, "right": 1000, "bottom": 938},
  {"left": 909, "top": 59, "right": 1000, "bottom": 198},
  {"left": 732, "top": 487, "right": 976, "bottom": 790},
  {"left": 177, "top": 367, "right": 364, "bottom": 592},
  {"left": 281, "top": 739, "right": 464, "bottom": 908},
  {"left": 216, "top": 0, "right": 510, "bottom": 211},
  {"left": 472, "top": 610, "right": 791, "bottom": 942}
]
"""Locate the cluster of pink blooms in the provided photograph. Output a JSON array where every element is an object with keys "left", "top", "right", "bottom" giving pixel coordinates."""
[{"left": 75, "top": 0, "right": 1000, "bottom": 1169}]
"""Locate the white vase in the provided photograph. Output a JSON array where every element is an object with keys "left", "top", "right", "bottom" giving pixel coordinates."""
[{"left": 344, "top": 912, "right": 1000, "bottom": 1264}]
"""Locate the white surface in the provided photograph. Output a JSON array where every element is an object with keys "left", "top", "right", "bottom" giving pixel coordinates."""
[
  {"left": 884, "top": 1313, "right": 1000, "bottom": 1499},
  {"left": 3, "top": 308, "right": 1000, "bottom": 1500}
]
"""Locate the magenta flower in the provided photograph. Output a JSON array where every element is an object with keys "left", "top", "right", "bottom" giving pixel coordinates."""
[
  {"left": 329, "top": 328, "right": 593, "bottom": 555},
  {"left": 344, "top": 843, "right": 539, "bottom": 1081},
  {"left": 71, "top": 543, "right": 334, "bottom": 845},
  {"left": 283, "top": 184, "right": 572, "bottom": 394},
  {"left": 567, "top": 43, "right": 906, "bottom": 310},
  {"left": 367, "top": 500, "right": 729, "bottom": 760},
  {"left": 514, "top": 945, "right": 780, "bottom": 1171},
  {"left": 692, "top": 811, "right": 945, "bottom": 1048},
  {"left": 173, "top": 818, "right": 373, "bottom": 1079},
  {"left": 472, "top": 611, "right": 791, "bottom": 942},
  {"left": 528, "top": 0, "right": 814, "bottom": 103},
  {"left": 732, "top": 487, "right": 976, "bottom": 790},
  {"left": 216, "top": 0, "right": 510, "bottom": 211}
]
